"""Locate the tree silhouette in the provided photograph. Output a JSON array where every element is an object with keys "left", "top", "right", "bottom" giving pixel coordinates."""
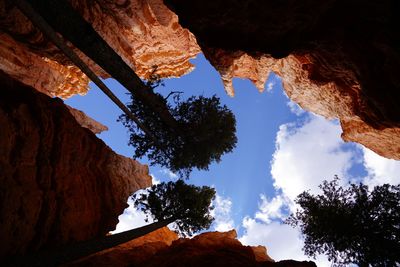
[
  {"left": 119, "top": 87, "right": 237, "bottom": 178},
  {"left": 286, "top": 176, "right": 400, "bottom": 266},
  {"left": 133, "top": 180, "right": 216, "bottom": 236}
]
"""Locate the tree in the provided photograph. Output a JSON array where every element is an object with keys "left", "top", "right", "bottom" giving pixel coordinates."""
[
  {"left": 133, "top": 179, "right": 216, "bottom": 236},
  {"left": 119, "top": 88, "right": 237, "bottom": 178},
  {"left": 286, "top": 176, "right": 400, "bottom": 266},
  {"left": 22, "top": 0, "right": 237, "bottom": 178}
]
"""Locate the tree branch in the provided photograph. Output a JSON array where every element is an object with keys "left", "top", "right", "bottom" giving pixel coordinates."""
[{"left": 164, "top": 91, "right": 184, "bottom": 100}]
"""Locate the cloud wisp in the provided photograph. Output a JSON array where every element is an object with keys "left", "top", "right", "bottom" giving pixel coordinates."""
[
  {"left": 159, "top": 168, "right": 178, "bottom": 180},
  {"left": 210, "top": 194, "right": 235, "bottom": 232}
]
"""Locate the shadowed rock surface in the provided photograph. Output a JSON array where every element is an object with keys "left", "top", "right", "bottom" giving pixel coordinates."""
[
  {"left": 0, "top": 71, "right": 152, "bottom": 259},
  {"left": 165, "top": 0, "right": 400, "bottom": 160}
]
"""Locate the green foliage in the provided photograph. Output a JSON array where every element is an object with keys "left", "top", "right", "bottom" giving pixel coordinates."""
[
  {"left": 286, "top": 176, "right": 400, "bottom": 266},
  {"left": 133, "top": 180, "right": 216, "bottom": 236},
  {"left": 119, "top": 87, "right": 237, "bottom": 178}
]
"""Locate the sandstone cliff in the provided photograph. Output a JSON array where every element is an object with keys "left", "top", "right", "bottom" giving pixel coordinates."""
[
  {"left": 0, "top": 71, "right": 152, "bottom": 259},
  {"left": 0, "top": 0, "right": 200, "bottom": 98},
  {"left": 165, "top": 0, "right": 400, "bottom": 160},
  {"left": 66, "top": 105, "right": 108, "bottom": 134},
  {"left": 66, "top": 228, "right": 315, "bottom": 267},
  {"left": 3, "top": 0, "right": 399, "bottom": 160}
]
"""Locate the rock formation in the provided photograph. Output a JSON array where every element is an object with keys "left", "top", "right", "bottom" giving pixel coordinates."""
[
  {"left": 66, "top": 229, "right": 315, "bottom": 267},
  {"left": 64, "top": 227, "right": 179, "bottom": 267},
  {"left": 2, "top": 0, "right": 400, "bottom": 159},
  {"left": 165, "top": 0, "right": 400, "bottom": 160},
  {"left": 1, "top": 0, "right": 399, "bottom": 264},
  {"left": 66, "top": 105, "right": 108, "bottom": 134},
  {"left": 0, "top": 0, "right": 200, "bottom": 98},
  {"left": 0, "top": 71, "right": 152, "bottom": 259}
]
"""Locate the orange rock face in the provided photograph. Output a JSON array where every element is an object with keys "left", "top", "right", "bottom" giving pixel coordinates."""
[
  {"left": 0, "top": 0, "right": 200, "bottom": 98},
  {"left": 0, "top": 72, "right": 152, "bottom": 259},
  {"left": 202, "top": 48, "right": 400, "bottom": 159},
  {"left": 66, "top": 229, "right": 314, "bottom": 267},
  {"left": 165, "top": 0, "right": 400, "bottom": 160},
  {"left": 66, "top": 105, "right": 108, "bottom": 134},
  {"left": 65, "top": 227, "right": 179, "bottom": 267}
]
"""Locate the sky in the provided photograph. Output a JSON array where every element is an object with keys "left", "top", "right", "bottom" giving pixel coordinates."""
[{"left": 66, "top": 54, "right": 400, "bottom": 266}]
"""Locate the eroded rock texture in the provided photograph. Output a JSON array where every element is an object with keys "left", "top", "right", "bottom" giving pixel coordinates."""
[
  {"left": 66, "top": 105, "right": 108, "bottom": 134},
  {"left": 165, "top": 0, "right": 400, "bottom": 160},
  {"left": 0, "top": 0, "right": 200, "bottom": 98},
  {"left": 0, "top": 72, "right": 152, "bottom": 259},
  {"left": 66, "top": 229, "right": 314, "bottom": 267}
]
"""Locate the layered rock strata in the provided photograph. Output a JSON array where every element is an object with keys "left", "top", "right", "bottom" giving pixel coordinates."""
[
  {"left": 0, "top": 0, "right": 200, "bottom": 98},
  {"left": 165, "top": 0, "right": 400, "bottom": 160},
  {"left": 0, "top": 71, "right": 152, "bottom": 259},
  {"left": 66, "top": 229, "right": 315, "bottom": 267}
]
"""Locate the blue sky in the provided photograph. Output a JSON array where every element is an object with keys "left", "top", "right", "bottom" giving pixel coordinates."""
[
  {"left": 66, "top": 54, "right": 400, "bottom": 265},
  {"left": 65, "top": 54, "right": 296, "bottom": 227}
]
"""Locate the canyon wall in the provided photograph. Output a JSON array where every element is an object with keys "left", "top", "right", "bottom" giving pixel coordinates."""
[
  {"left": 0, "top": 71, "right": 152, "bottom": 259},
  {"left": 0, "top": 0, "right": 200, "bottom": 98},
  {"left": 2, "top": 0, "right": 399, "bottom": 159},
  {"left": 66, "top": 229, "right": 315, "bottom": 267},
  {"left": 165, "top": 0, "right": 400, "bottom": 160},
  {"left": 1, "top": 0, "right": 399, "bottom": 264}
]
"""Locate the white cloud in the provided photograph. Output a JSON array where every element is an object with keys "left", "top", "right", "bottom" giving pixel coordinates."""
[
  {"left": 111, "top": 198, "right": 153, "bottom": 234},
  {"left": 112, "top": 174, "right": 160, "bottom": 234},
  {"left": 210, "top": 194, "right": 235, "bottom": 232},
  {"left": 240, "top": 114, "right": 358, "bottom": 266},
  {"left": 254, "top": 194, "right": 292, "bottom": 223},
  {"left": 150, "top": 174, "right": 161, "bottom": 185},
  {"left": 271, "top": 115, "right": 354, "bottom": 200},
  {"left": 362, "top": 147, "right": 400, "bottom": 187},
  {"left": 113, "top": 112, "right": 400, "bottom": 266},
  {"left": 240, "top": 113, "right": 400, "bottom": 266},
  {"left": 238, "top": 193, "right": 328, "bottom": 262},
  {"left": 240, "top": 217, "right": 330, "bottom": 265},
  {"left": 266, "top": 81, "right": 275, "bottom": 92},
  {"left": 159, "top": 168, "right": 178, "bottom": 180},
  {"left": 287, "top": 101, "right": 305, "bottom": 116},
  {"left": 240, "top": 191, "right": 328, "bottom": 264}
]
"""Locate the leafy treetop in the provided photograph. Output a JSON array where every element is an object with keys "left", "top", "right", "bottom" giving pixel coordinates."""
[
  {"left": 286, "top": 176, "right": 400, "bottom": 266},
  {"left": 133, "top": 180, "right": 216, "bottom": 237},
  {"left": 119, "top": 85, "right": 237, "bottom": 178}
]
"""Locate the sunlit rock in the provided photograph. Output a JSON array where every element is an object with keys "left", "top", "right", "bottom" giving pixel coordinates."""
[
  {"left": 0, "top": 0, "right": 200, "bottom": 98},
  {"left": 66, "top": 229, "right": 315, "bottom": 267}
]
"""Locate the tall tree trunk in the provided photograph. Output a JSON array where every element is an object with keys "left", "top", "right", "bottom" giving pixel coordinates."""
[
  {"left": 7, "top": 218, "right": 176, "bottom": 267},
  {"left": 25, "top": 0, "right": 180, "bottom": 131},
  {"left": 15, "top": 0, "right": 157, "bottom": 143}
]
